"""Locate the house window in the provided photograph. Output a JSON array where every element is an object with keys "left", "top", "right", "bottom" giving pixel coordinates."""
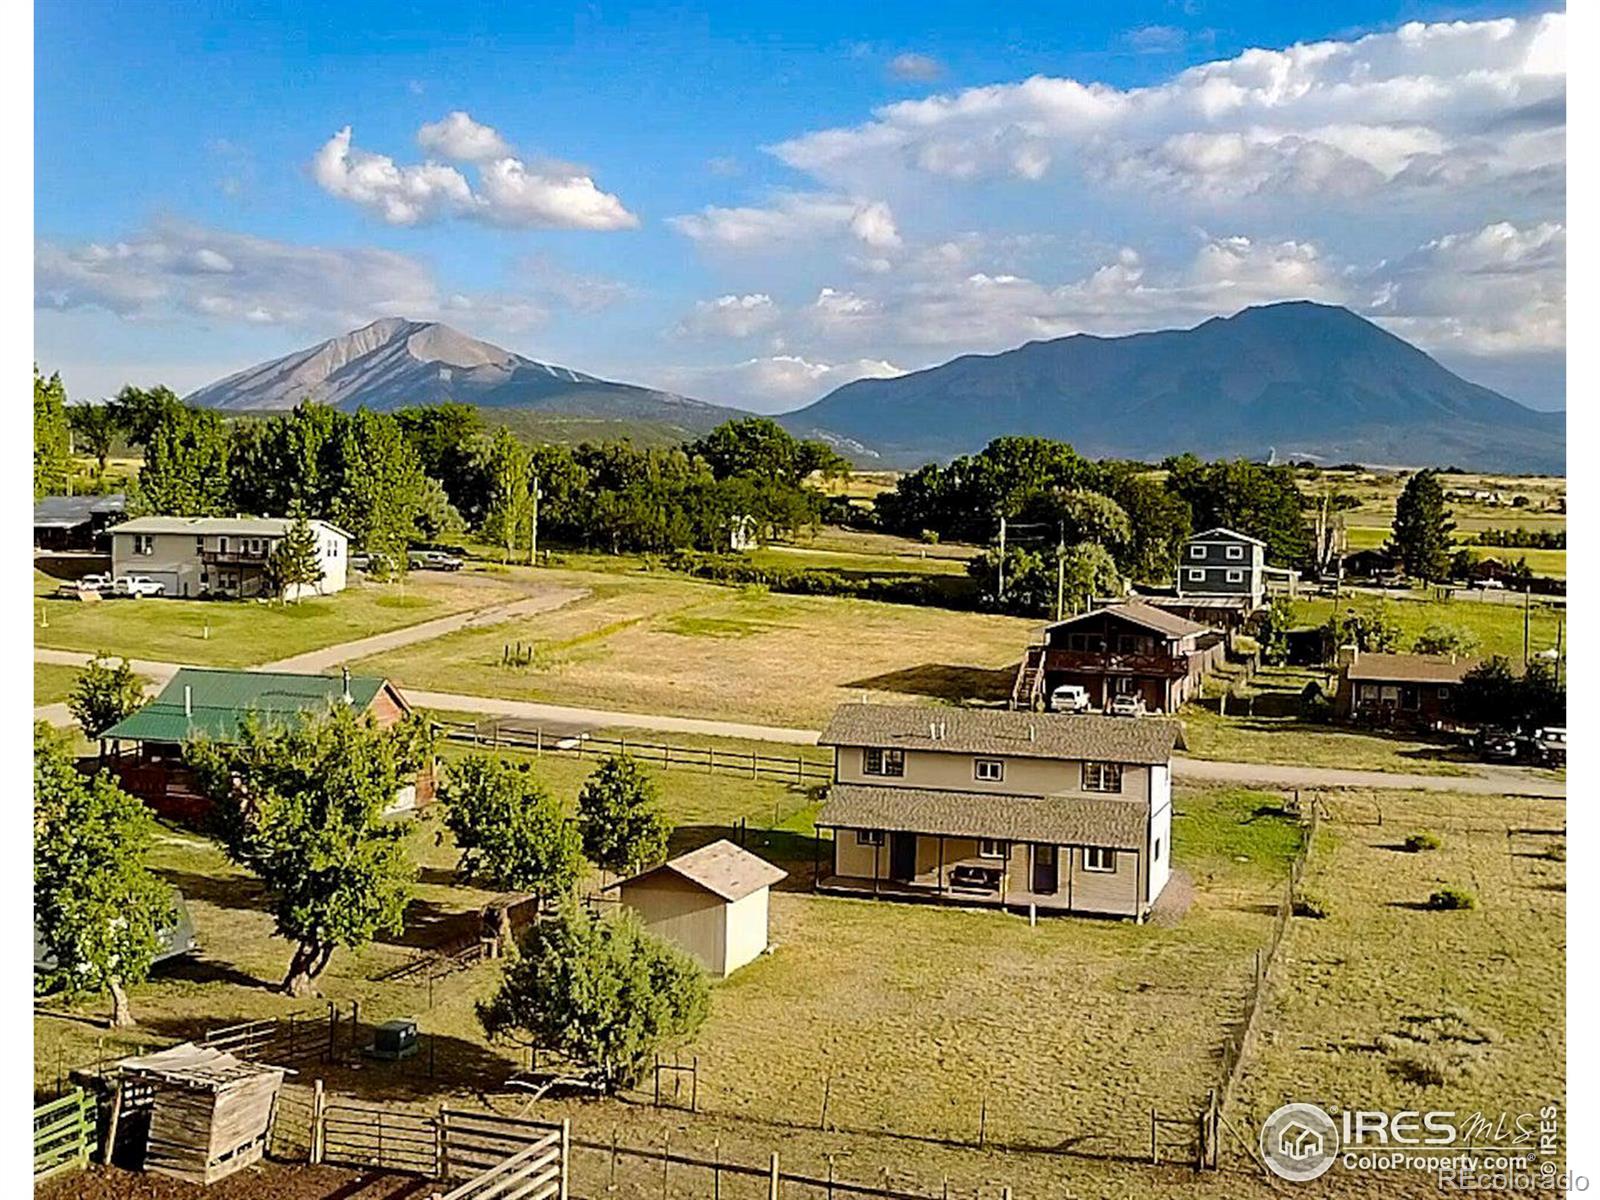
[
  {"left": 1154, "top": 838, "right": 1162, "bottom": 861},
  {"left": 1437, "top": 687, "right": 1449, "bottom": 699},
  {"left": 978, "top": 838, "right": 1008, "bottom": 859},
  {"left": 1187, "top": 568, "right": 1205, "bottom": 582},
  {"left": 1082, "top": 762, "right": 1124, "bottom": 793},
  {"left": 974, "top": 758, "right": 1004, "bottom": 782},
  {"left": 856, "top": 830, "right": 885, "bottom": 847},
  {"left": 1225, "top": 544, "right": 1244, "bottom": 560},
  {"left": 1188, "top": 545, "right": 1204, "bottom": 559},
  {"left": 195, "top": 536, "right": 204, "bottom": 553},
  {"left": 1226, "top": 569, "right": 1244, "bottom": 583},
  {"left": 863, "top": 748, "right": 905, "bottom": 777},
  {"left": 133, "top": 534, "right": 154, "bottom": 556},
  {"left": 1083, "top": 847, "right": 1116, "bottom": 873},
  {"left": 218, "top": 536, "right": 229, "bottom": 553}
]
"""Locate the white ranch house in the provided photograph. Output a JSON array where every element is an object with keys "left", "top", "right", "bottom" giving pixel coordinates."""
[{"left": 109, "top": 516, "right": 350, "bottom": 600}]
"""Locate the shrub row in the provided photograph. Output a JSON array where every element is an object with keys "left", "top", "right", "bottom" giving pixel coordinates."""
[{"left": 664, "top": 551, "right": 980, "bottom": 609}]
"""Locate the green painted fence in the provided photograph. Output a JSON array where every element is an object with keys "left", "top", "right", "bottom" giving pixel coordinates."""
[{"left": 34, "top": 1089, "right": 95, "bottom": 1181}]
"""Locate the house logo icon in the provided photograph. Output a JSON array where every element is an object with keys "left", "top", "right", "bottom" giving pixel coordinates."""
[{"left": 1261, "top": 1102, "right": 1338, "bottom": 1182}]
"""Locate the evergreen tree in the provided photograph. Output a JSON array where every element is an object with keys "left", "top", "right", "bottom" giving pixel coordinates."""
[
  {"left": 477, "top": 904, "right": 709, "bottom": 1093},
  {"left": 184, "top": 706, "right": 418, "bottom": 996},
  {"left": 68, "top": 656, "right": 148, "bottom": 738},
  {"left": 266, "top": 509, "right": 325, "bottom": 603},
  {"left": 1389, "top": 470, "right": 1456, "bottom": 582},
  {"left": 34, "top": 723, "right": 174, "bottom": 1027},
  {"left": 578, "top": 755, "right": 672, "bottom": 878},
  {"left": 33, "top": 367, "right": 73, "bottom": 497},
  {"left": 439, "top": 754, "right": 584, "bottom": 899}
]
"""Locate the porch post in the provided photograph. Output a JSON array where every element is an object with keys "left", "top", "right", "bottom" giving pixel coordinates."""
[
  {"left": 813, "top": 826, "right": 823, "bottom": 891},
  {"left": 937, "top": 836, "right": 945, "bottom": 895},
  {"left": 872, "top": 837, "right": 880, "bottom": 896}
]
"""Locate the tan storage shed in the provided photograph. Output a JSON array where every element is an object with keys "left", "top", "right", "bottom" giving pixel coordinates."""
[
  {"left": 616, "top": 841, "right": 785, "bottom": 977},
  {"left": 111, "top": 1043, "right": 286, "bottom": 1184}
]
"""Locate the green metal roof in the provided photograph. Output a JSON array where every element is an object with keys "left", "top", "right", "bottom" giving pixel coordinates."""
[{"left": 103, "top": 667, "right": 394, "bottom": 745}]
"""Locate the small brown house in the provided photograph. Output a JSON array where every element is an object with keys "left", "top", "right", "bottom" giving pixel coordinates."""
[
  {"left": 615, "top": 841, "right": 786, "bottom": 977},
  {"left": 1013, "top": 600, "right": 1223, "bottom": 713},
  {"left": 1334, "top": 649, "right": 1476, "bottom": 726}
]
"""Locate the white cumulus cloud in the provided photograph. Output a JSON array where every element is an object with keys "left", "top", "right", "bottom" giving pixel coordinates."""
[
  {"left": 417, "top": 111, "right": 513, "bottom": 162},
  {"left": 654, "top": 355, "right": 904, "bottom": 413},
  {"left": 674, "top": 293, "right": 782, "bottom": 339},
  {"left": 668, "top": 192, "right": 901, "bottom": 252}
]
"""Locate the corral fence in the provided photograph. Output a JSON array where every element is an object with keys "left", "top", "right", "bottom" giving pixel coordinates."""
[
  {"left": 33, "top": 1088, "right": 94, "bottom": 1182},
  {"left": 434, "top": 719, "right": 833, "bottom": 787}
]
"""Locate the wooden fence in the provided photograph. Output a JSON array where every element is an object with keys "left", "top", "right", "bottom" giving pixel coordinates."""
[
  {"left": 435, "top": 720, "right": 832, "bottom": 786},
  {"left": 203, "top": 1005, "right": 343, "bottom": 1065},
  {"left": 33, "top": 1089, "right": 94, "bottom": 1181}
]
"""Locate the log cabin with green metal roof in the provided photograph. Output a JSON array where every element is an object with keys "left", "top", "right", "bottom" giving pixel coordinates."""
[{"left": 101, "top": 666, "right": 421, "bottom": 822}]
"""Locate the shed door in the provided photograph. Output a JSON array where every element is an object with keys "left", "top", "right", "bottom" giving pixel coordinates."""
[
  {"left": 1031, "top": 845, "right": 1059, "bottom": 895},
  {"left": 889, "top": 833, "right": 917, "bottom": 882}
]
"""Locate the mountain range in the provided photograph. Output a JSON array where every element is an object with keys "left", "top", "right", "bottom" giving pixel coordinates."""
[
  {"left": 185, "top": 304, "right": 1564, "bottom": 473},
  {"left": 781, "top": 302, "right": 1564, "bottom": 473},
  {"left": 184, "top": 317, "right": 744, "bottom": 438}
]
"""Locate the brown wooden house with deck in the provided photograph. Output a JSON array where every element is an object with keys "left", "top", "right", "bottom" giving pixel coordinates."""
[
  {"left": 1011, "top": 599, "right": 1224, "bottom": 712},
  {"left": 814, "top": 704, "right": 1184, "bottom": 919},
  {"left": 1334, "top": 649, "right": 1477, "bottom": 727}
]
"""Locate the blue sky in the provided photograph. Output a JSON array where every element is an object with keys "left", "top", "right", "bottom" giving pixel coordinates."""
[{"left": 35, "top": 0, "right": 1566, "bottom": 412}]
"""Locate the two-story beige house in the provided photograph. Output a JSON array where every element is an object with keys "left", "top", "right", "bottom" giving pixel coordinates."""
[
  {"left": 814, "top": 704, "right": 1184, "bottom": 919},
  {"left": 108, "top": 516, "right": 349, "bottom": 600}
]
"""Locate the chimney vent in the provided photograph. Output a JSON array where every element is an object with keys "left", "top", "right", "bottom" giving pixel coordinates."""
[
  {"left": 341, "top": 666, "right": 353, "bottom": 705},
  {"left": 1029, "top": 722, "right": 1037, "bottom": 742},
  {"left": 183, "top": 685, "right": 192, "bottom": 718}
]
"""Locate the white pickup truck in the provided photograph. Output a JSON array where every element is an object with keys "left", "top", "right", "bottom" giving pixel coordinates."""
[{"left": 113, "top": 575, "right": 166, "bottom": 598}]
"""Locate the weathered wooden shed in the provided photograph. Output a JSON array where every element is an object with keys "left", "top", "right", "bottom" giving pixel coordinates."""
[
  {"left": 615, "top": 840, "right": 786, "bottom": 977},
  {"left": 112, "top": 1043, "right": 285, "bottom": 1184}
]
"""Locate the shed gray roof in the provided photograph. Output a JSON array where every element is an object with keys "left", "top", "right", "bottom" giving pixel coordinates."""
[
  {"left": 818, "top": 784, "right": 1148, "bottom": 849},
  {"left": 1189, "top": 526, "right": 1266, "bottom": 547},
  {"left": 818, "top": 704, "right": 1184, "bottom": 765},
  {"left": 109, "top": 515, "right": 349, "bottom": 538},
  {"left": 1044, "top": 599, "right": 1212, "bottom": 639},
  {"left": 620, "top": 839, "right": 786, "bottom": 902},
  {"left": 34, "top": 493, "right": 126, "bottom": 528}
]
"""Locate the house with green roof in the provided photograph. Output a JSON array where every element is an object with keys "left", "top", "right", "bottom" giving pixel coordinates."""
[{"left": 102, "top": 666, "right": 418, "bottom": 822}]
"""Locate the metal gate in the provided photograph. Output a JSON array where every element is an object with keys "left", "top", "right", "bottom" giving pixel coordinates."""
[{"left": 319, "top": 1102, "right": 439, "bottom": 1176}]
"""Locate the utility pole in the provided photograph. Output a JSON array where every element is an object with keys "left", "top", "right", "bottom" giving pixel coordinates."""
[
  {"left": 996, "top": 515, "right": 1007, "bottom": 604},
  {"left": 1055, "top": 532, "right": 1066, "bottom": 621},
  {"left": 1523, "top": 584, "right": 1531, "bottom": 669},
  {"left": 527, "top": 474, "right": 542, "bottom": 566}
]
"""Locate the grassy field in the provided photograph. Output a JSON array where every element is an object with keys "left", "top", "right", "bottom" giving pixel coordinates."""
[
  {"left": 33, "top": 662, "right": 85, "bottom": 707},
  {"left": 355, "top": 565, "right": 1034, "bottom": 726},
  {"left": 31, "top": 568, "right": 528, "bottom": 668},
  {"left": 1232, "top": 789, "right": 1564, "bottom": 1176},
  {"left": 36, "top": 781, "right": 1304, "bottom": 1200},
  {"left": 1291, "top": 593, "right": 1564, "bottom": 663}
]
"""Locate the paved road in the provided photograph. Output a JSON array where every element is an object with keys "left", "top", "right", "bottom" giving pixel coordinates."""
[{"left": 1168, "top": 754, "right": 1563, "bottom": 798}]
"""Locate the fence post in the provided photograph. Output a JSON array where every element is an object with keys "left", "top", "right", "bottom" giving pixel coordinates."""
[
  {"left": 326, "top": 1001, "right": 336, "bottom": 1062},
  {"left": 103, "top": 1082, "right": 123, "bottom": 1166},
  {"left": 437, "top": 1107, "right": 450, "bottom": 1181},
  {"left": 769, "top": 1151, "right": 780, "bottom": 1200},
  {"left": 660, "top": 1132, "right": 670, "bottom": 1199},
  {"left": 310, "top": 1079, "right": 325, "bottom": 1165},
  {"left": 819, "top": 1074, "right": 831, "bottom": 1130},
  {"left": 1151, "top": 1107, "right": 1159, "bottom": 1164},
  {"left": 560, "top": 1118, "right": 571, "bottom": 1200}
]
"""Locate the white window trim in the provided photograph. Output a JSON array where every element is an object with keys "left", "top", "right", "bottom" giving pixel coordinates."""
[
  {"left": 1188, "top": 545, "right": 1204, "bottom": 558},
  {"left": 974, "top": 758, "right": 1004, "bottom": 782},
  {"left": 856, "top": 829, "right": 884, "bottom": 847},
  {"left": 978, "top": 838, "right": 1008, "bottom": 860},
  {"left": 1225, "top": 544, "right": 1244, "bottom": 560},
  {"left": 1226, "top": 569, "right": 1244, "bottom": 583},
  {"left": 1082, "top": 761, "right": 1124, "bottom": 793},
  {"left": 863, "top": 748, "right": 905, "bottom": 778},
  {"left": 1083, "top": 847, "right": 1116, "bottom": 873},
  {"left": 1187, "top": 568, "right": 1205, "bottom": 582}
]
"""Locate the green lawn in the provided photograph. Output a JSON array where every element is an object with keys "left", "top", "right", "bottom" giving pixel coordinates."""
[
  {"left": 1292, "top": 593, "right": 1564, "bottom": 663},
  {"left": 33, "top": 662, "right": 85, "bottom": 708},
  {"left": 32, "top": 568, "right": 527, "bottom": 668}
]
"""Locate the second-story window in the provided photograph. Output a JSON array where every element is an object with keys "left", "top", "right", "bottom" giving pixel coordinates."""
[
  {"left": 1226, "top": 544, "right": 1244, "bottom": 560},
  {"left": 133, "top": 534, "right": 154, "bottom": 556},
  {"left": 1082, "top": 761, "right": 1124, "bottom": 793},
  {"left": 1187, "top": 568, "right": 1205, "bottom": 582},
  {"left": 863, "top": 748, "right": 905, "bottom": 777},
  {"left": 1189, "top": 544, "right": 1205, "bottom": 558},
  {"left": 974, "top": 758, "right": 1004, "bottom": 782},
  {"left": 1226, "top": 569, "right": 1244, "bottom": 583}
]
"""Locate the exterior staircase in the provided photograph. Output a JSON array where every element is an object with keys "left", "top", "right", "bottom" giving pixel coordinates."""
[{"left": 1011, "top": 645, "right": 1046, "bottom": 710}]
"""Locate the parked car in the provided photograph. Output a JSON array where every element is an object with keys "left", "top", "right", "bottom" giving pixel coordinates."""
[
  {"left": 1477, "top": 727, "right": 1520, "bottom": 762},
  {"left": 1533, "top": 726, "right": 1567, "bottom": 767},
  {"left": 948, "top": 865, "right": 1002, "bottom": 892},
  {"left": 1107, "top": 693, "right": 1146, "bottom": 718},
  {"left": 35, "top": 888, "right": 197, "bottom": 976},
  {"left": 1048, "top": 684, "right": 1091, "bottom": 714},
  {"left": 78, "top": 572, "right": 114, "bottom": 592},
  {"left": 408, "top": 549, "right": 464, "bottom": 571},
  {"left": 113, "top": 575, "right": 165, "bottom": 598}
]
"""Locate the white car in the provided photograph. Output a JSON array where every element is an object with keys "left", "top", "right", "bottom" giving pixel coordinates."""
[
  {"left": 1048, "top": 684, "right": 1091, "bottom": 714},
  {"left": 77, "top": 572, "right": 114, "bottom": 592},
  {"left": 113, "top": 575, "right": 166, "bottom": 598},
  {"left": 1107, "top": 693, "right": 1146, "bottom": 717}
]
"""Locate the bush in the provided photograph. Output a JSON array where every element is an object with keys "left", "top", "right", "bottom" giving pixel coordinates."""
[
  {"left": 918, "top": 529, "right": 940, "bottom": 544},
  {"left": 1403, "top": 831, "right": 1443, "bottom": 853},
  {"left": 1426, "top": 885, "right": 1477, "bottom": 910},
  {"left": 1380, "top": 1043, "right": 1468, "bottom": 1087},
  {"left": 1292, "top": 889, "right": 1329, "bottom": 919}
]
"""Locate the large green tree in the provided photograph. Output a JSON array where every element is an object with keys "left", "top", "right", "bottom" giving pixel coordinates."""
[
  {"left": 1163, "top": 454, "right": 1312, "bottom": 567},
  {"left": 34, "top": 367, "right": 73, "bottom": 497},
  {"left": 440, "top": 755, "right": 584, "bottom": 898},
  {"left": 578, "top": 755, "right": 671, "bottom": 878},
  {"left": 1388, "top": 470, "right": 1456, "bottom": 582},
  {"left": 481, "top": 428, "right": 533, "bottom": 562},
  {"left": 68, "top": 656, "right": 147, "bottom": 738},
  {"left": 34, "top": 723, "right": 174, "bottom": 1027},
  {"left": 477, "top": 904, "right": 709, "bottom": 1092},
  {"left": 327, "top": 410, "right": 429, "bottom": 567},
  {"left": 266, "top": 509, "right": 325, "bottom": 603},
  {"left": 68, "top": 403, "right": 121, "bottom": 485},
  {"left": 133, "top": 405, "right": 232, "bottom": 515},
  {"left": 109, "top": 385, "right": 185, "bottom": 447},
  {"left": 185, "top": 706, "right": 419, "bottom": 996}
]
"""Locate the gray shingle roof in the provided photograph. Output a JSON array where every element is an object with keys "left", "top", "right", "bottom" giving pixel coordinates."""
[
  {"left": 818, "top": 704, "right": 1184, "bottom": 764},
  {"left": 34, "top": 493, "right": 126, "bottom": 528},
  {"left": 620, "top": 839, "right": 787, "bottom": 902},
  {"left": 1189, "top": 526, "right": 1266, "bottom": 547},
  {"left": 1044, "top": 599, "right": 1212, "bottom": 639},
  {"left": 818, "top": 783, "right": 1148, "bottom": 849},
  {"left": 108, "top": 515, "right": 349, "bottom": 538}
]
